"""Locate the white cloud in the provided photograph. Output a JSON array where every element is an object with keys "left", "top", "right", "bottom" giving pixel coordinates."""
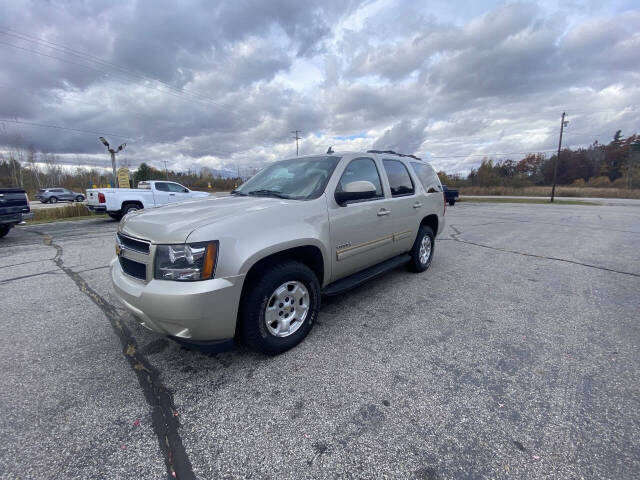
[{"left": 0, "top": 0, "right": 638, "bottom": 174}]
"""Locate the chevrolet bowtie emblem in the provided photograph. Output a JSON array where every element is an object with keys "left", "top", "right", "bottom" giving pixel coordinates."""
[{"left": 115, "top": 244, "right": 122, "bottom": 256}]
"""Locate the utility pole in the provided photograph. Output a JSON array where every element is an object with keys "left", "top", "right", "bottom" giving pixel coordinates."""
[
  {"left": 292, "top": 130, "right": 302, "bottom": 157},
  {"left": 550, "top": 112, "right": 568, "bottom": 203},
  {"left": 163, "top": 160, "right": 169, "bottom": 180},
  {"left": 99, "top": 137, "right": 126, "bottom": 187}
]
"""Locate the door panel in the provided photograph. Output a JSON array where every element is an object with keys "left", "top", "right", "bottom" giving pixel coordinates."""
[
  {"left": 329, "top": 157, "right": 397, "bottom": 282},
  {"left": 153, "top": 182, "right": 171, "bottom": 205},
  {"left": 382, "top": 159, "right": 419, "bottom": 254},
  {"left": 167, "top": 183, "right": 190, "bottom": 203},
  {"left": 329, "top": 198, "right": 397, "bottom": 281}
]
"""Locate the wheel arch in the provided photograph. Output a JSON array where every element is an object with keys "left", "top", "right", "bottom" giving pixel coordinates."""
[
  {"left": 241, "top": 244, "right": 326, "bottom": 289},
  {"left": 420, "top": 214, "right": 439, "bottom": 237},
  {"left": 120, "top": 200, "right": 144, "bottom": 211}
]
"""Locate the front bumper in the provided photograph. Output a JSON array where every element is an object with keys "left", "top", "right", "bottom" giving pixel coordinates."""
[{"left": 110, "top": 257, "right": 245, "bottom": 341}]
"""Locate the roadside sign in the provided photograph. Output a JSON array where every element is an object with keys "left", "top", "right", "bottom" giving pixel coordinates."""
[{"left": 117, "top": 168, "right": 130, "bottom": 188}]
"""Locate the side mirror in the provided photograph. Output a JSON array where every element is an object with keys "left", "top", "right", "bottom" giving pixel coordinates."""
[{"left": 335, "top": 180, "right": 377, "bottom": 205}]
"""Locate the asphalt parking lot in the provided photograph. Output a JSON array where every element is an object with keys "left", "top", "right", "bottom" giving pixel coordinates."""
[{"left": 1, "top": 202, "right": 639, "bottom": 479}]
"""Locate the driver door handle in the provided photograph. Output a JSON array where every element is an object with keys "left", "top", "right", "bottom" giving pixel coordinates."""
[
  {"left": 169, "top": 193, "right": 175, "bottom": 196},
  {"left": 413, "top": 202, "right": 422, "bottom": 208},
  {"left": 377, "top": 208, "right": 390, "bottom": 216}
]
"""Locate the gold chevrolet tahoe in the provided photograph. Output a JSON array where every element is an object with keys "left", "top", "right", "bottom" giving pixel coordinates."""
[{"left": 111, "top": 151, "right": 446, "bottom": 354}]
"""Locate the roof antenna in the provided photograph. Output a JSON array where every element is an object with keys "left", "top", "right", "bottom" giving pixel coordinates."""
[{"left": 326, "top": 146, "right": 334, "bottom": 154}]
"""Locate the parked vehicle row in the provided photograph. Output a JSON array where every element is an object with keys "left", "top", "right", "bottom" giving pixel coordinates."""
[
  {"left": 111, "top": 150, "right": 446, "bottom": 355},
  {"left": 0, "top": 188, "right": 32, "bottom": 238},
  {"left": 86, "top": 180, "right": 209, "bottom": 220}
]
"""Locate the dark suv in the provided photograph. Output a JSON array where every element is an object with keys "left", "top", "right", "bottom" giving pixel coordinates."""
[{"left": 35, "top": 188, "right": 85, "bottom": 204}]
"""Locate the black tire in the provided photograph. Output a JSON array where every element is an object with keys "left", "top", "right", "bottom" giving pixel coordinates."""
[
  {"left": 241, "top": 261, "right": 321, "bottom": 355},
  {"left": 76, "top": 195, "right": 84, "bottom": 202},
  {"left": 448, "top": 199, "right": 455, "bottom": 206},
  {"left": 408, "top": 225, "right": 435, "bottom": 273},
  {"left": 0, "top": 225, "right": 11, "bottom": 239},
  {"left": 40, "top": 200, "right": 47, "bottom": 204},
  {"left": 107, "top": 212, "right": 122, "bottom": 221},
  {"left": 49, "top": 196, "right": 58, "bottom": 204},
  {"left": 122, "top": 203, "right": 141, "bottom": 215}
]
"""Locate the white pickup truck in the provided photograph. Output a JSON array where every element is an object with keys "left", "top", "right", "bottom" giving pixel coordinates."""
[{"left": 86, "top": 180, "right": 209, "bottom": 220}]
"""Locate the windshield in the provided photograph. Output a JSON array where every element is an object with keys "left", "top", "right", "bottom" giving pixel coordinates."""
[{"left": 234, "top": 155, "right": 341, "bottom": 200}]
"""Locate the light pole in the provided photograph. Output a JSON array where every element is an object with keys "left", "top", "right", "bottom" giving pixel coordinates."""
[
  {"left": 99, "top": 137, "right": 126, "bottom": 187},
  {"left": 550, "top": 113, "right": 569, "bottom": 203}
]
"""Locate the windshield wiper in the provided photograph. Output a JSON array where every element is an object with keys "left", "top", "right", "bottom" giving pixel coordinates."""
[
  {"left": 248, "top": 189, "right": 290, "bottom": 199},
  {"left": 230, "top": 189, "right": 247, "bottom": 196}
]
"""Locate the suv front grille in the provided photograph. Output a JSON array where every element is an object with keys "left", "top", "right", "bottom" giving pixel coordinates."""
[
  {"left": 117, "top": 233, "right": 150, "bottom": 254},
  {"left": 119, "top": 257, "right": 147, "bottom": 280}
]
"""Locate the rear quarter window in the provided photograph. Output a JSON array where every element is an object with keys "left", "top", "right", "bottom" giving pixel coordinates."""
[{"left": 411, "top": 162, "right": 441, "bottom": 192}]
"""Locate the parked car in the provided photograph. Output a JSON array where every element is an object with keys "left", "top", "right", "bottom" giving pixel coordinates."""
[
  {"left": 86, "top": 180, "right": 209, "bottom": 220},
  {"left": 0, "top": 188, "right": 33, "bottom": 238},
  {"left": 35, "top": 188, "right": 85, "bottom": 204},
  {"left": 442, "top": 185, "right": 459, "bottom": 206},
  {"left": 111, "top": 151, "right": 446, "bottom": 355}
]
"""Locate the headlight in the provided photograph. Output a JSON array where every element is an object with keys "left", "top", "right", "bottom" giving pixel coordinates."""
[{"left": 154, "top": 241, "right": 218, "bottom": 281}]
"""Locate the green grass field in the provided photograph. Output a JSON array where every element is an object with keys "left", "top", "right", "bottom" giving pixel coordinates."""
[{"left": 458, "top": 197, "right": 598, "bottom": 206}]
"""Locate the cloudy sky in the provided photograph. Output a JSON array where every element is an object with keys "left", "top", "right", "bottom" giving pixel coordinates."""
[{"left": 0, "top": 0, "right": 638, "bottom": 174}]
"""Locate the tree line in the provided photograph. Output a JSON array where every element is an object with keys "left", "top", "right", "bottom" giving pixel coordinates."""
[
  {"left": 2, "top": 131, "right": 639, "bottom": 196},
  {"left": 438, "top": 131, "right": 640, "bottom": 189},
  {"left": 0, "top": 151, "right": 243, "bottom": 196}
]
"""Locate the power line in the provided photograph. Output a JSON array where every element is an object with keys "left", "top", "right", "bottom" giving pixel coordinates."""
[
  {"left": 0, "top": 118, "right": 131, "bottom": 139},
  {"left": 427, "top": 149, "right": 557, "bottom": 159},
  {"left": 0, "top": 39, "right": 226, "bottom": 109},
  {"left": 0, "top": 27, "right": 227, "bottom": 109}
]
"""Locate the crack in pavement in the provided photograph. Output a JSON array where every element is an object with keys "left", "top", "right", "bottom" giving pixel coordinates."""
[
  {"left": 38, "top": 232, "right": 196, "bottom": 480},
  {"left": 0, "top": 257, "right": 57, "bottom": 269},
  {"left": 445, "top": 224, "right": 640, "bottom": 278}
]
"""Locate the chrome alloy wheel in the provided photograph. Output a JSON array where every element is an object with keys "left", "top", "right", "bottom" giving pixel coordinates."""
[
  {"left": 264, "top": 281, "right": 310, "bottom": 338},
  {"left": 419, "top": 235, "right": 432, "bottom": 265}
]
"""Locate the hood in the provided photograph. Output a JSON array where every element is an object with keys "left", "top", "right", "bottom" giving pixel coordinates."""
[{"left": 119, "top": 195, "right": 292, "bottom": 243}]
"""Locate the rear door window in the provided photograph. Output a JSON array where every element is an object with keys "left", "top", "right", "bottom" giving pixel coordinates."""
[
  {"left": 382, "top": 160, "right": 414, "bottom": 197},
  {"left": 154, "top": 182, "right": 169, "bottom": 192}
]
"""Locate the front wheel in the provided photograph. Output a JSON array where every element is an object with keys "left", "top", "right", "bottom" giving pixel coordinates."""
[
  {"left": 76, "top": 195, "right": 84, "bottom": 202},
  {"left": 49, "top": 197, "right": 58, "bottom": 204},
  {"left": 448, "top": 199, "right": 455, "bottom": 206},
  {"left": 241, "top": 261, "right": 320, "bottom": 355},
  {"left": 0, "top": 225, "right": 11, "bottom": 239},
  {"left": 408, "top": 226, "right": 434, "bottom": 273}
]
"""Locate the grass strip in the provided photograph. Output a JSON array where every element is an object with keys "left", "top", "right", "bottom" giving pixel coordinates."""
[{"left": 459, "top": 197, "right": 598, "bottom": 206}]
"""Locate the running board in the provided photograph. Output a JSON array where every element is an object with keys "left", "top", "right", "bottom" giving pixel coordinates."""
[{"left": 322, "top": 254, "right": 411, "bottom": 296}]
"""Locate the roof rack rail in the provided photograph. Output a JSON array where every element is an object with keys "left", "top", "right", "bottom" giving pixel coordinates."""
[{"left": 366, "top": 150, "right": 422, "bottom": 161}]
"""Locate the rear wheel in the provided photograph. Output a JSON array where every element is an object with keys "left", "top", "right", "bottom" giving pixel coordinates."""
[
  {"left": 0, "top": 225, "right": 11, "bottom": 239},
  {"left": 448, "top": 199, "right": 455, "bottom": 206},
  {"left": 408, "top": 226, "right": 434, "bottom": 273},
  {"left": 49, "top": 196, "right": 58, "bottom": 204},
  {"left": 241, "top": 261, "right": 320, "bottom": 355},
  {"left": 122, "top": 203, "right": 141, "bottom": 215}
]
